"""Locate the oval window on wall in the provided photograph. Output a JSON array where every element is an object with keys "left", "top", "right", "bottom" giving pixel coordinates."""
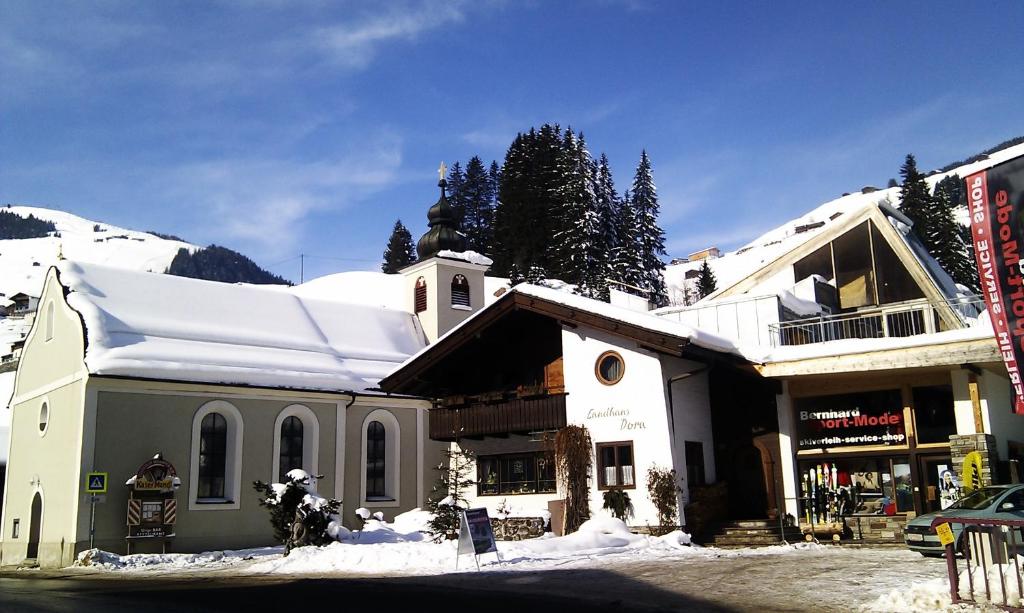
[
  {"left": 595, "top": 351, "right": 625, "bottom": 385},
  {"left": 39, "top": 401, "right": 49, "bottom": 434}
]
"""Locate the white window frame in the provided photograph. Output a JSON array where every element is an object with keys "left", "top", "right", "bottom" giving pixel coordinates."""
[
  {"left": 360, "top": 409, "right": 401, "bottom": 508},
  {"left": 271, "top": 404, "right": 320, "bottom": 483},
  {"left": 189, "top": 400, "right": 244, "bottom": 511}
]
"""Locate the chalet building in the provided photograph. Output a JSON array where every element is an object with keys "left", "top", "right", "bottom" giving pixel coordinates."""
[
  {"left": 8, "top": 293, "right": 39, "bottom": 318},
  {"left": 660, "top": 144, "right": 1024, "bottom": 542},
  {"left": 380, "top": 283, "right": 767, "bottom": 532},
  {"left": 381, "top": 178, "right": 770, "bottom": 534}
]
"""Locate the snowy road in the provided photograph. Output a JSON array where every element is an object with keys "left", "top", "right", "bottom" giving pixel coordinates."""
[
  {"left": 385, "top": 546, "right": 949, "bottom": 612},
  {"left": 5, "top": 546, "right": 952, "bottom": 612}
]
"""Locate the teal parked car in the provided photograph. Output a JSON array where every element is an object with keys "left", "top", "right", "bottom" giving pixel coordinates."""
[{"left": 905, "top": 485, "right": 1024, "bottom": 556}]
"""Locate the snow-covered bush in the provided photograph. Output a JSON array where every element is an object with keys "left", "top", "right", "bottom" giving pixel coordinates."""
[
  {"left": 253, "top": 469, "right": 341, "bottom": 553},
  {"left": 425, "top": 448, "right": 475, "bottom": 540}
]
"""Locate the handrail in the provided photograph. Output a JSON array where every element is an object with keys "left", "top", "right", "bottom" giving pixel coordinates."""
[
  {"left": 930, "top": 515, "right": 1024, "bottom": 610},
  {"left": 768, "top": 296, "right": 986, "bottom": 347}
]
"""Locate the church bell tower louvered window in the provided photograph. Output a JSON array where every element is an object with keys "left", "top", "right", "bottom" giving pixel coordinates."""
[{"left": 451, "top": 274, "right": 470, "bottom": 308}]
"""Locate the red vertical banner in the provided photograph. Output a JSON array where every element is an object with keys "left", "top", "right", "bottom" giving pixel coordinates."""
[{"left": 967, "top": 156, "right": 1024, "bottom": 414}]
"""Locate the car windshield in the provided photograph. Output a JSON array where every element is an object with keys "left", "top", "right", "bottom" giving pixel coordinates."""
[{"left": 949, "top": 488, "right": 1006, "bottom": 510}]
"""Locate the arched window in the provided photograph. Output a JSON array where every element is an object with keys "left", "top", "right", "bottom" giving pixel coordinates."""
[
  {"left": 198, "top": 413, "right": 227, "bottom": 499},
  {"left": 44, "top": 301, "right": 55, "bottom": 341},
  {"left": 189, "top": 400, "right": 244, "bottom": 510},
  {"left": 360, "top": 409, "right": 400, "bottom": 505},
  {"left": 366, "top": 421, "right": 386, "bottom": 498},
  {"left": 271, "top": 404, "right": 319, "bottom": 484},
  {"left": 278, "top": 416, "right": 304, "bottom": 482},
  {"left": 451, "top": 274, "right": 470, "bottom": 308},
  {"left": 414, "top": 277, "right": 427, "bottom": 313}
]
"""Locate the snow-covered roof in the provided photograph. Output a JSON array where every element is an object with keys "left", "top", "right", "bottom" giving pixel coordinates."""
[
  {"left": 292, "top": 269, "right": 511, "bottom": 312},
  {"left": 665, "top": 142, "right": 1024, "bottom": 304},
  {"left": 57, "top": 261, "right": 428, "bottom": 394},
  {"left": 389, "top": 282, "right": 752, "bottom": 383}
]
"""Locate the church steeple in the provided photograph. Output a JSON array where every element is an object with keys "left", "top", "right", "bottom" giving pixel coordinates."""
[{"left": 416, "top": 162, "right": 467, "bottom": 260}]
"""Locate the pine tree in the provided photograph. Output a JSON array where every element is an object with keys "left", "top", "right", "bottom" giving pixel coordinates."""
[
  {"left": 526, "top": 264, "right": 547, "bottom": 284},
  {"left": 488, "top": 160, "right": 502, "bottom": 210},
  {"left": 932, "top": 175, "right": 978, "bottom": 291},
  {"left": 462, "top": 156, "right": 494, "bottom": 255},
  {"left": 425, "top": 448, "right": 475, "bottom": 541},
  {"left": 629, "top": 150, "right": 668, "bottom": 306},
  {"left": 490, "top": 124, "right": 564, "bottom": 277},
  {"left": 900, "top": 157, "right": 978, "bottom": 292},
  {"left": 381, "top": 219, "right": 417, "bottom": 273},
  {"left": 695, "top": 260, "right": 718, "bottom": 299},
  {"left": 446, "top": 161, "right": 467, "bottom": 225},
  {"left": 553, "top": 131, "right": 609, "bottom": 299},
  {"left": 612, "top": 188, "right": 645, "bottom": 291},
  {"left": 508, "top": 262, "right": 525, "bottom": 285},
  {"left": 898, "top": 154, "right": 933, "bottom": 237},
  {"left": 595, "top": 153, "right": 620, "bottom": 257}
]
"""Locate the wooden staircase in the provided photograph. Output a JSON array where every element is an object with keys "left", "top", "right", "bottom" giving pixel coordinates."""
[{"left": 705, "top": 519, "right": 805, "bottom": 548}]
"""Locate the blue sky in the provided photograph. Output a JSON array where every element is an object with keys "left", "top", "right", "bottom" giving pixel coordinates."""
[{"left": 3, "top": 1, "right": 1022, "bottom": 282}]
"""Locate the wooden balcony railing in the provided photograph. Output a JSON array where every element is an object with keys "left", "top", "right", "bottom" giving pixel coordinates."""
[{"left": 429, "top": 393, "right": 567, "bottom": 441}]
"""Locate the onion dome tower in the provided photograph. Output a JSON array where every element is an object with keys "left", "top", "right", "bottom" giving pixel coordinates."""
[
  {"left": 416, "top": 162, "right": 467, "bottom": 259},
  {"left": 403, "top": 163, "right": 487, "bottom": 343}
]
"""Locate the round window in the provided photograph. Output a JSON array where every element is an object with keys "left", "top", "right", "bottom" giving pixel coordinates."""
[
  {"left": 39, "top": 402, "right": 49, "bottom": 434},
  {"left": 595, "top": 351, "right": 625, "bottom": 385}
]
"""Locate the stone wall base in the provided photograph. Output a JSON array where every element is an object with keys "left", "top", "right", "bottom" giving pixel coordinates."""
[{"left": 490, "top": 517, "right": 545, "bottom": 540}]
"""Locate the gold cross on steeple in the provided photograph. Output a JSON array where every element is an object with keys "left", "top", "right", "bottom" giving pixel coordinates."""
[{"left": 438, "top": 161, "right": 447, "bottom": 182}]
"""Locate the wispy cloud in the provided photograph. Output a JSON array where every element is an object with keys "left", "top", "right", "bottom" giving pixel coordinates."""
[
  {"left": 160, "top": 132, "right": 404, "bottom": 258},
  {"left": 313, "top": 0, "right": 471, "bottom": 69}
]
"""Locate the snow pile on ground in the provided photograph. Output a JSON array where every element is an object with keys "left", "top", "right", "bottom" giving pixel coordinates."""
[
  {"left": 75, "top": 546, "right": 281, "bottom": 571},
  {"left": 250, "top": 515, "right": 698, "bottom": 575},
  {"left": 862, "top": 562, "right": 1021, "bottom": 613},
  {"left": 958, "top": 560, "right": 1023, "bottom": 607}
]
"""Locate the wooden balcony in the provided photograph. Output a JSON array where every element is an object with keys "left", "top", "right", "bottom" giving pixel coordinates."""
[{"left": 429, "top": 393, "right": 567, "bottom": 441}]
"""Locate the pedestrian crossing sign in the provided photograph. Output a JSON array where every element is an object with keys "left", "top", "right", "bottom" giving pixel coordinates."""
[{"left": 86, "top": 472, "right": 108, "bottom": 494}]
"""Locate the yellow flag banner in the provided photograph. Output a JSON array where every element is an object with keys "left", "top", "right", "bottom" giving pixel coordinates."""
[{"left": 962, "top": 451, "right": 984, "bottom": 491}]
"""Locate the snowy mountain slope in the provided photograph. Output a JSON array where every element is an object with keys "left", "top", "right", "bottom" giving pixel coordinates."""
[
  {"left": 664, "top": 142, "right": 1024, "bottom": 305},
  {"left": 0, "top": 205, "right": 197, "bottom": 301},
  {"left": 0, "top": 205, "right": 200, "bottom": 372}
]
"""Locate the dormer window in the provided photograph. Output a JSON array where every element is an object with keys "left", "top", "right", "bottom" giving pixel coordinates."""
[
  {"left": 414, "top": 277, "right": 427, "bottom": 313},
  {"left": 451, "top": 275, "right": 470, "bottom": 309}
]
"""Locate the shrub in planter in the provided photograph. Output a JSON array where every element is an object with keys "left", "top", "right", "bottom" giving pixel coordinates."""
[{"left": 602, "top": 489, "right": 632, "bottom": 521}]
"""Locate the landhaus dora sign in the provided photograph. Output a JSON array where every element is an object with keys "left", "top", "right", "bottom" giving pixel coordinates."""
[{"left": 966, "top": 156, "right": 1024, "bottom": 414}]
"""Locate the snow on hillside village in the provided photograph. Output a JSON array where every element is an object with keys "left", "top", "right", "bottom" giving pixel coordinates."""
[{"left": 2, "top": 137, "right": 1024, "bottom": 613}]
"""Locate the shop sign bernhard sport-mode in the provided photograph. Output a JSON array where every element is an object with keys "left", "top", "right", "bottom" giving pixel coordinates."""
[
  {"left": 795, "top": 390, "right": 906, "bottom": 450},
  {"left": 967, "top": 155, "right": 1024, "bottom": 414}
]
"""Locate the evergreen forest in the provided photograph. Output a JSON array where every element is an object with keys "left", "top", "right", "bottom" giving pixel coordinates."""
[
  {"left": 166, "top": 245, "right": 291, "bottom": 285},
  {"left": 413, "top": 124, "right": 669, "bottom": 306}
]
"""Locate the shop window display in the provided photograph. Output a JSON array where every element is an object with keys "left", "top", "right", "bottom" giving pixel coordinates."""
[
  {"left": 798, "top": 456, "right": 913, "bottom": 525},
  {"left": 477, "top": 452, "right": 556, "bottom": 496}
]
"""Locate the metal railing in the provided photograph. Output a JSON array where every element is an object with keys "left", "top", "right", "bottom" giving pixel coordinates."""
[
  {"left": 933, "top": 516, "right": 1024, "bottom": 610},
  {"left": 768, "top": 296, "right": 986, "bottom": 347}
]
